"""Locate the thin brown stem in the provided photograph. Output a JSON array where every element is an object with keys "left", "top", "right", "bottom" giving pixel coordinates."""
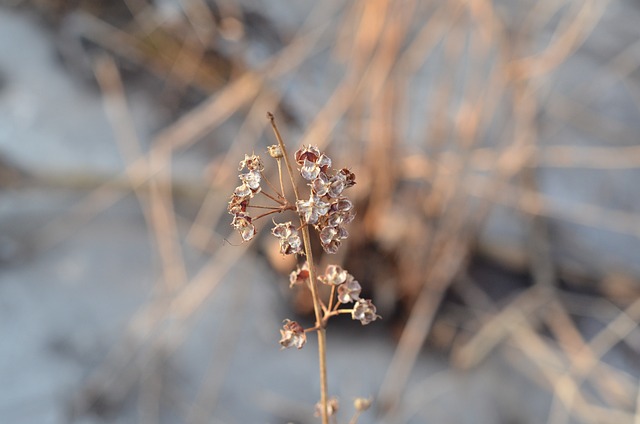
[
  {"left": 253, "top": 209, "right": 285, "bottom": 221},
  {"left": 268, "top": 112, "right": 301, "bottom": 201},
  {"left": 268, "top": 112, "right": 329, "bottom": 424},
  {"left": 276, "top": 159, "right": 287, "bottom": 201},
  {"left": 260, "top": 171, "right": 285, "bottom": 201},
  {"left": 332, "top": 299, "right": 342, "bottom": 312},
  {"left": 324, "top": 309, "right": 353, "bottom": 321},
  {"left": 327, "top": 285, "right": 336, "bottom": 314},
  {"left": 259, "top": 189, "right": 285, "bottom": 205},
  {"left": 247, "top": 205, "right": 281, "bottom": 210}
]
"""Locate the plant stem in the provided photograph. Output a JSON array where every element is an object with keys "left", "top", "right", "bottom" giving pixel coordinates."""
[
  {"left": 301, "top": 224, "right": 329, "bottom": 424},
  {"left": 268, "top": 112, "right": 329, "bottom": 424},
  {"left": 267, "top": 113, "right": 301, "bottom": 201},
  {"left": 259, "top": 189, "right": 285, "bottom": 205},
  {"left": 327, "top": 285, "right": 336, "bottom": 314},
  {"left": 348, "top": 411, "right": 362, "bottom": 424}
]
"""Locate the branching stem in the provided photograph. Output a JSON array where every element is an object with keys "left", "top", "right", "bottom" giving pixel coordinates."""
[
  {"left": 260, "top": 171, "right": 286, "bottom": 201},
  {"left": 268, "top": 112, "right": 329, "bottom": 424},
  {"left": 259, "top": 189, "right": 285, "bottom": 205}
]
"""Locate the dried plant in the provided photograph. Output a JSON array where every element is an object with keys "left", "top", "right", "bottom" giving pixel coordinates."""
[{"left": 227, "top": 112, "right": 379, "bottom": 423}]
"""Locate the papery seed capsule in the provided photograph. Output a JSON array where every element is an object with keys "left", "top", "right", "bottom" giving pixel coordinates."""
[{"left": 267, "top": 144, "right": 283, "bottom": 159}]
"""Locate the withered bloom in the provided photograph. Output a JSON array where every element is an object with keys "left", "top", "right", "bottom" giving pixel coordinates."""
[
  {"left": 238, "top": 153, "right": 264, "bottom": 171},
  {"left": 272, "top": 222, "right": 303, "bottom": 255},
  {"left": 295, "top": 145, "right": 321, "bottom": 165},
  {"left": 351, "top": 299, "right": 380, "bottom": 325},
  {"left": 337, "top": 276, "right": 361, "bottom": 303},
  {"left": 267, "top": 144, "right": 283, "bottom": 159},
  {"left": 318, "top": 264, "right": 348, "bottom": 286},
  {"left": 231, "top": 213, "right": 256, "bottom": 241},
  {"left": 289, "top": 262, "right": 310, "bottom": 288},
  {"left": 296, "top": 195, "right": 330, "bottom": 226},
  {"left": 279, "top": 319, "right": 306, "bottom": 349}
]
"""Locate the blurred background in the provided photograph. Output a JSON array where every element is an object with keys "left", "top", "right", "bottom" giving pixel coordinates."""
[{"left": 1, "top": 0, "right": 639, "bottom": 423}]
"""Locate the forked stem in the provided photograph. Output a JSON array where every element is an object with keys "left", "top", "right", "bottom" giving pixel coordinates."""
[{"left": 268, "top": 112, "right": 329, "bottom": 424}]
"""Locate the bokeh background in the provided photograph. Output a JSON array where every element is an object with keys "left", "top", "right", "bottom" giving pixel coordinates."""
[{"left": 1, "top": 0, "right": 640, "bottom": 423}]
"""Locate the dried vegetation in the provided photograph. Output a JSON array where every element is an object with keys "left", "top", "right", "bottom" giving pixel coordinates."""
[{"left": 17, "top": 0, "right": 640, "bottom": 422}]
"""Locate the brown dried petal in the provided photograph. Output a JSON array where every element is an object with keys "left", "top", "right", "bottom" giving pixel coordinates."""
[
  {"left": 295, "top": 145, "right": 321, "bottom": 165},
  {"left": 289, "top": 262, "right": 310, "bottom": 288},
  {"left": 338, "top": 168, "right": 356, "bottom": 187},
  {"left": 227, "top": 195, "right": 248, "bottom": 214}
]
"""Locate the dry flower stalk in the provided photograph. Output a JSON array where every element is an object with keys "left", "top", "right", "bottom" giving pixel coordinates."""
[{"left": 227, "top": 112, "right": 379, "bottom": 423}]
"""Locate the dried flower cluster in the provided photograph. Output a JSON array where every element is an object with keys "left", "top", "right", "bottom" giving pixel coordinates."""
[
  {"left": 279, "top": 319, "right": 306, "bottom": 349},
  {"left": 283, "top": 264, "right": 379, "bottom": 335},
  {"left": 294, "top": 145, "right": 356, "bottom": 254},
  {"left": 229, "top": 115, "right": 376, "bottom": 424},
  {"left": 227, "top": 154, "right": 264, "bottom": 242}
]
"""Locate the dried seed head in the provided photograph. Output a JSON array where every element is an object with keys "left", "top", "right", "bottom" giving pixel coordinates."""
[
  {"left": 267, "top": 144, "right": 283, "bottom": 159},
  {"left": 337, "top": 276, "right": 361, "bottom": 303},
  {"left": 296, "top": 195, "right": 330, "bottom": 225},
  {"left": 354, "top": 397, "right": 372, "bottom": 412},
  {"left": 318, "top": 264, "right": 348, "bottom": 286},
  {"left": 227, "top": 194, "right": 248, "bottom": 214},
  {"left": 239, "top": 170, "right": 262, "bottom": 191},
  {"left": 228, "top": 156, "right": 265, "bottom": 242},
  {"left": 300, "top": 158, "right": 321, "bottom": 180},
  {"left": 279, "top": 319, "right": 306, "bottom": 349},
  {"left": 289, "top": 262, "right": 310, "bottom": 288},
  {"left": 317, "top": 154, "right": 332, "bottom": 169},
  {"left": 337, "top": 168, "right": 356, "bottom": 187},
  {"left": 318, "top": 225, "right": 348, "bottom": 254},
  {"left": 231, "top": 213, "right": 256, "bottom": 241},
  {"left": 327, "top": 174, "right": 345, "bottom": 198},
  {"left": 311, "top": 172, "right": 331, "bottom": 196},
  {"left": 295, "top": 145, "right": 321, "bottom": 165},
  {"left": 238, "top": 153, "right": 264, "bottom": 171},
  {"left": 352, "top": 299, "right": 380, "bottom": 325},
  {"left": 271, "top": 222, "right": 303, "bottom": 255},
  {"left": 315, "top": 396, "right": 339, "bottom": 418},
  {"left": 296, "top": 146, "right": 331, "bottom": 181}
]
